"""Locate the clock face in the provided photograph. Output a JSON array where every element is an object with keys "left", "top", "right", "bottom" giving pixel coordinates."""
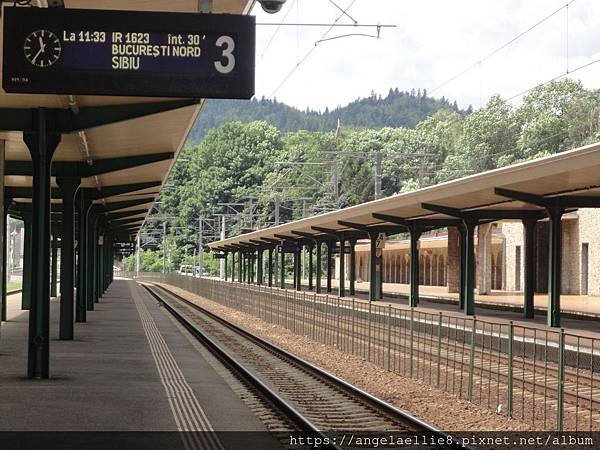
[{"left": 23, "top": 30, "right": 62, "bottom": 68}]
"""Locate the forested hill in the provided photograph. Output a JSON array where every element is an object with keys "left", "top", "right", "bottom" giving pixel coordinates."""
[{"left": 187, "top": 88, "right": 469, "bottom": 145}]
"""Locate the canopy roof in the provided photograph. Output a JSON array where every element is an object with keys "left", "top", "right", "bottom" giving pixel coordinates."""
[
  {"left": 1, "top": 0, "right": 254, "bottom": 240},
  {"left": 210, "top": 141, "right": 600, "bottom": 249}
]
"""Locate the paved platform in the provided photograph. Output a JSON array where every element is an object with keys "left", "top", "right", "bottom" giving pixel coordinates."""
[{"left": 0, "top": 279, "right": 283, "bottom": 449}]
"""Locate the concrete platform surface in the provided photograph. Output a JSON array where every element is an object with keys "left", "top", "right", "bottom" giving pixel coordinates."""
[{"left": 0, "top": 280, "right": 284, "bottom": 450}]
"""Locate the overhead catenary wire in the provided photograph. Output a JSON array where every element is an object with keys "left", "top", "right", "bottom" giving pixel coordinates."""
[
  {"left": 429, "top": 0, "right": 578, "bottom": 95},
  {"left": 270, "top": 0, "right": 358, "bottom": 98}
]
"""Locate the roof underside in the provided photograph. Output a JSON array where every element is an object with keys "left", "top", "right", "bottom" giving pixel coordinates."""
[
  {"left": 1, "top": 0, "right": 254, "bottom": 240},
  {"left": 209, "top": 141, "right": 600, "bottom": 249}
]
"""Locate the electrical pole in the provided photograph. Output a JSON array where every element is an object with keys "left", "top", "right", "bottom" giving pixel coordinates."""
[
  {"left": 162, "top": 221, "right": 167, "bottom": 273},
  {"left": 220, "top": 215, "right": 226, "bottom": 279},
  {"left": 198, "top": 216, "right": 203, "bottom": 278},
  {"left": 374, "top": 152, "right": 382, "bottom": 199}
]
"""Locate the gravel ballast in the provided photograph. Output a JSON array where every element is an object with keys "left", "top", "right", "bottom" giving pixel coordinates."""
[{"left": 157, "top": 283, "right": 537, "bottom": 432}]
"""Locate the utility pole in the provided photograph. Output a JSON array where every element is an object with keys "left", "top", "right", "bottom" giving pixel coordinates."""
[
  {"left": 162, "top": 221, "right": 167, "bottom": 273},
  {"left": 374, "top": 152, "right": 383, "bottom": 199},
  {"left": 197, "top": 216, "right": 203, "bottom": 278},
  {"left": 274, "top": 197, "right": 280, "bottom": 225},
  {"left": 219, "top": 215, "right": 226, "bottom": 279}
]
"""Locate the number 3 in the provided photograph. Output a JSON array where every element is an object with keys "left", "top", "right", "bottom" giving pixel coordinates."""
[{"left": 215, "top": 36, "right": 235, "bottom": 74}]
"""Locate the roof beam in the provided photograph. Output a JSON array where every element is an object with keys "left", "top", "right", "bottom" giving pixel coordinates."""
[
  {"left": 291, "top": 230, "right": 320, "bottom": 240},
  {"left": 0, "top": 99, "right": 199, "bottom": 133},
  {"left": 421, "top": 203, "right": 465, "bottom": 218},
  {"left": 105, "top": 209, "right": 148, "bottom": 221},
  {"left": 5, "top": 153, "right": 173, "bottom": 177},
  {"left": 57, "top": 99, "right": 200, "bottom": 133},
  {"left": 494, "top": 188, "right": 547, "bottom": 207},
  {"left": 100, "top": 198, "right": 154, "bottom": 212},
  {"left": 274, "top": 233, "right": 297, "bottom": 241},
  {"left": 311, "top": 226, "right": 339, "bottom": 237},
  {"left": 87, "top": 181, "right": 162, "bottom": 200},
  {"left": 337, "top": 220, "right": 371, "bottom": 231}
]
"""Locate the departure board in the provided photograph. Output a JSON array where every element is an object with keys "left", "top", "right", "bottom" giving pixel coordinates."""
[{"left": 2, "top": 7, "right": 255, "bottom": 98}]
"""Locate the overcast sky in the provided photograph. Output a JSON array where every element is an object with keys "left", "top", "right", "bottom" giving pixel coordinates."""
[{"left": 251, "top": 0, "right": 600, "bottom": 112}]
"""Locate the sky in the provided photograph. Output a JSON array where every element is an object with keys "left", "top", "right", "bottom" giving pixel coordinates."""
[{"left": 251, "top": 0, "right": 600, "bottom": 112}]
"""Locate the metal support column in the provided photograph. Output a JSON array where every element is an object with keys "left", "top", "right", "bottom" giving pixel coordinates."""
[
  {"left": 349, "top": 239, "right": 356, "bottom": 296},
  {"left": 1, "top": 198, "right": 10, "bottom": 321},
  {"left": 21, "top": 212, "right": 33, "bottom": 310},
  {"left": 86, "top": 212, "right": 97, "bottom": 310},
  {"left": 224, "top": 251, "right": 228, "bottom": 282},
  {"left": 315, "top": 242, "right": 322, "bottom": 294},
  {"left": 326, "top": 241, "right": 333, "bottom": 293},
  {"left": 77, "top": 192, "right": 90, "bottom": 323},
  {"left": 458, "top": 224, "right": 467, "bottom": 311},
  {"left": 57, "top": 177, "right": 79, "bottom": 340},
  {"left": 338, "top": 233, "right": 345, "bottom": 298},
  {"left": 523, "top": 218, "right": 537, "bottom": 319},
  {"left": 257, "top": 249, "right": 263, "bottom": 285},
  {"left": 237, "top": 250, "right": 242, "bottom": 282},
  {"left": 267, "top": 248, "right": 273, "bottom": 287},
  {"left": 409, "top": 225, "right": 423, "bottom": 307},
  {"left": 463, "top": 219, "right": 477, "bottom": 316},
  {"left": 546, "top": 203, "right": 564, "bottom": 327},
  {"left": 308, "top": 243, "right": 314, "bottom": 291},
  {"left": 294, "top": 245, "right": 301, "bottom": 291},
  {"left": 23, "top": 108, "right": 61, "bottom": 379},
  {"left": 280, "top": 247, "right": 285, "bottom": 289},
  {"left": 50, "top": 226, "right": 58, "bottom": 298},
  {"left": 368, "top": 232, "right": 382, "bottom": 301}
]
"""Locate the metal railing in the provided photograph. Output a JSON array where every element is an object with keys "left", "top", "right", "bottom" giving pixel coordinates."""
[{"left": 136, "top": 273, "right": 600, "bottom": 432}]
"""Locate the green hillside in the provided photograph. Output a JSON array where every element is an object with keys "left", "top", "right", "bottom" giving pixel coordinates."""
[{"left": 187, "top": 88, "right": 468, "bottom": 145}]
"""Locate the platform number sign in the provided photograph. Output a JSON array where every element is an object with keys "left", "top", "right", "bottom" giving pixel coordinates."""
[{"left": 3, "top": 7, "right": 255, "bottom": 98}]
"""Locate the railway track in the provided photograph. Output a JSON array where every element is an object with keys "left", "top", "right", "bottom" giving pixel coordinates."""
[
  {"left": 239, "top": 289, "right": 600, "bottom": 417},
  {"left": 142, "top": 282, "right": 465, "bottom": 449}
]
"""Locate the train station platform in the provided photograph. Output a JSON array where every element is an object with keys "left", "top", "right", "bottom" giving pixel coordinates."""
[{"left": 0, "top": 279, "right": 282, "bottom": 450}]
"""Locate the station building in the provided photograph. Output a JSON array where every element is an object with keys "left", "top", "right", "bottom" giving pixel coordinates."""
[{"left": 333, "top": 209, "right": 600, "bottom": 297}]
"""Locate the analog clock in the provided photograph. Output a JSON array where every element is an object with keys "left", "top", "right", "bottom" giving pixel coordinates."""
[{"left": 23, "top": 30, "right": 62, "bottom": 68}]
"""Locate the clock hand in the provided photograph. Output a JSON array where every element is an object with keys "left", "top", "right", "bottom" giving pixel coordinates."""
[
  {"left": 38, "top": 36, "right": 46, "bottom": 52},
  {"left": 31, "top": 47, "right": 44, "bottom": 64}
]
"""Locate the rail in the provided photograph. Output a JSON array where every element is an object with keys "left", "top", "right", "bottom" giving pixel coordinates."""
[{"left": 133, "top": 272, "right": 600, "bottom": 432}]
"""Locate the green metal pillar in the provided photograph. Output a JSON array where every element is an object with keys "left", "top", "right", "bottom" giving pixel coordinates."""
[
  {"left": 326, "top": 241, "right": 333, "bottom": 293},
  {"left": 463, "top": 219, "right": 477, "bottom": 316},
  {"left": 23, "top": 108, "right": 61, "bottom": 379},
  {"left": 349, "top": 239, "right": 356, "bottom": 296},
  {"left": 21, "top": 212, "right": 33, "bottom": 310},
  {"left": 296, "top": 245, "right": 302, "bottom": 291},
  {"left": 224, "top": 251, "right": 229, "bottom": 282},
  {"left": 237, "top": 250, "right": 242, "bottom": 282},
  {"left": 293, "top": 246, "right": 299, "bottom": 290},
  {"left": 1, "top": 198, "right": 11, "bottom": 321},
  {"left": 315, "top": 242, "right": 322, "bottom": 294},
  {"left": 307, "top": 243, "right": 314, "bottom": 291},
  {"left": 458, "top": 224, "right": 466, "bottom": 311},
  {"left": 86, "top": 213, "right": 97, "bottom": 310},
  {"left": 97, "top": 235, "right": 103, "bottom": 300},
  {"left": 256, "top": 249, "right": 262, "bottom": 285},
  {"left": 523, "top": 218, "right": 537, "bottom": 319},
  {"left": 369, "top": 232, "right": 381, "bottom": 301},
  {"left": 409, "top": 225, "right": 423, "bottom": 307},
  {"left": 279, "top": 247, "right": 285, "bottom": 289},
  {"left": 267, "top": 248, "right": 273, "bottom": 287},
  {"left": 58, "top": 176, "right": 80, "bottom": 340},
  {"left": 76, "top": 192, "right": 90, "bottom": 322},
  {"left": 50, "top": 225, "right": 58, "bottom": 298},
  {"left": 547, "top": 204, "right": 563, "bottom": 327},
  {"left": 338, "top": 233, "right": 345, "bottom": 298},
  {"left": 230, "top": 251, "right": 235, "bottom": 281}
]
